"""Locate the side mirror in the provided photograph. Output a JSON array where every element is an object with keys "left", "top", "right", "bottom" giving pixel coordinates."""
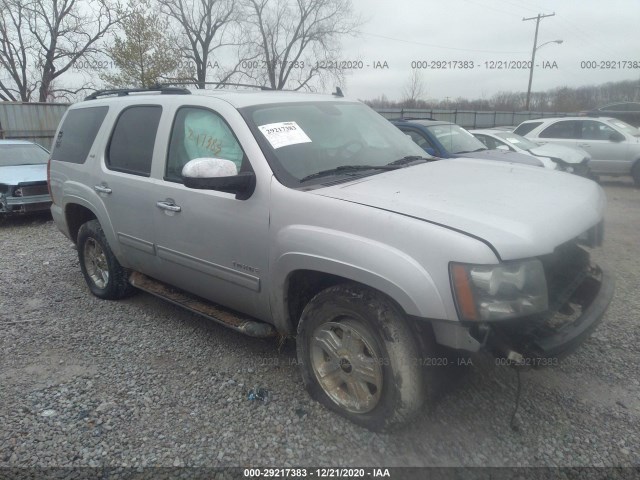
[
  {"left": 609, "top": 131, "right": 625, "bottom": 142},
  {"left": 495, "top": 145, "right": 510, "bottom": 151},
  {"left": 182, "top": 158, "right": 256, "bottom": 200}
]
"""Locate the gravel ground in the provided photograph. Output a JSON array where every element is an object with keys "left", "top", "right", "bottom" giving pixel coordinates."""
[{"left": 0, "top": 179, "right": 639, "bottom": 472}]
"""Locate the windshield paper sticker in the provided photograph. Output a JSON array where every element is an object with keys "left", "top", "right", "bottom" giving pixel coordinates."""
[{"left": 258, "top": 122, "right": 312, "bottom": 149}]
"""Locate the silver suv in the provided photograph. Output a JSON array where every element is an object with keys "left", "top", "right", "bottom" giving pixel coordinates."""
[
  {"left": 514, "top": 116, "right": 640, "bottom": 185},
  {"left": 48, "top": 87, "right": 614, "bottom": 431}
]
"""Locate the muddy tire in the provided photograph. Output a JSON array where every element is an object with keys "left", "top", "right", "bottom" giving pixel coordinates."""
[
  {"left": 296, "top": 283, "right": 425, "bottom": 431},
  {"left": 77, "top": 219, "right": 133, "bottom": 299}
]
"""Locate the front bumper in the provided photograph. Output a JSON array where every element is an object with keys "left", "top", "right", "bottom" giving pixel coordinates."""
[
  {"left": 1, "top": 182, "right": 52, "bottom": 214},
  {"left": 484, "top": 264, "right": 614, "bottom": 361}
]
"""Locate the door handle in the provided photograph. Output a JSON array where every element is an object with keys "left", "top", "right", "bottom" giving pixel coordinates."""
[
  {"left": 156, "top": 200, "right": 181, "bottom": 212},
  {"left": 577, "top": 144, "right": 591, "bottom": 148},
  {"left": 94, "top": 185, "right": 112, "bottom": 194}
]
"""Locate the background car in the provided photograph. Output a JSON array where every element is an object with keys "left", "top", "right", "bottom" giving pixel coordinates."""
[
  {"left": 584, "top": 102, "right": 640, "bottom": 127},
  {"left": 391, "top": 118, "right": 554, "bottom": 169},
  {"left": 471, "top": 128, "right": 593, "bottom": 177},
  {"left": 0, "top": 140, "right": 52, "bottom": 215},
  {"left": 514, "top": 116, "right": 640, "bottom": 185}
]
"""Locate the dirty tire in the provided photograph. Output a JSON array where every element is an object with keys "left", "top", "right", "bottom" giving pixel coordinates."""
[
  {"left": 77, "top": 219, "right": 133, "bottom": 300},
  {"left": 632, "top": 162, "right": 640, "bottom": 187},
  {"left": 296, "top": 283, "right": 425, "bottom": 432}
]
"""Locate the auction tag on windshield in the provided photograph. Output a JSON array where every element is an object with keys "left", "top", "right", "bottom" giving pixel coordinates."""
[{"left": 258, "top": 121, "right": 312, "bottom": 149}]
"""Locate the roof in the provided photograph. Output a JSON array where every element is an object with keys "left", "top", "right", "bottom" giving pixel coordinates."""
[
  {"left": 80, "top": 88, "right": 352, "bottom": 109},
  {"left": 390, "top": 118, "right": 451, "bottom": 126},
  {"left": 519, "top": 116, "right": 618, "bottom": 123}
]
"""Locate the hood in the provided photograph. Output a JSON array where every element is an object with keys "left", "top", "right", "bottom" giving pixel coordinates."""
[
  {"left": 456, "top": 149, "right": 544, "bottom": 167},
  {"left": 313, "top": 159, "right": 605, "bottom": 260},
  {"left": 529, "top": 144, "right": 588, "bottom": 164},
  {"left": 0, "top": 164, "right": 48, "bottom": 185}
]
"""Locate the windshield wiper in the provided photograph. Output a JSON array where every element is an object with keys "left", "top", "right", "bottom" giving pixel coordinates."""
[
  {"left": 386, "top": 155, "right": 433, "bottom": 166},
  {"left": 299, "top": 164, "right": 400, "bottom": 182},
  {"left": 456, "top": 148, "right": 487, "bottom": 154}
]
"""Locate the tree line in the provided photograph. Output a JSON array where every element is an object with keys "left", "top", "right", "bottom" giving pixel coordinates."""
[
  {"left": 0, "top": 0, "right": 361, "bottom": 102},
  {"left": 373, "top": 73, "right": 640, "bottom": 112}
]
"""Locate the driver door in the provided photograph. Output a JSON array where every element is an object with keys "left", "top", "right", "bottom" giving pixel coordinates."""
[{"left": 151, "top": 106, "right": 270, "bottom": 320}]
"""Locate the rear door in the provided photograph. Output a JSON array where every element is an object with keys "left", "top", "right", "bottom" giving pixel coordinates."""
[{"left": 97, "top": 104, "right": 164, "bottom": 276}]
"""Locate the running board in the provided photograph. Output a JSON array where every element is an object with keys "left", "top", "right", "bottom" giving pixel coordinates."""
[{"left": 129, "top": 271, "right": 276, "bottom": 338}]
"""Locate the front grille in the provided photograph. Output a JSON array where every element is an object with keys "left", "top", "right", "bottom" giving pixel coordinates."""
[
  {"left": 539, "top": 241, "right": 590, "bottom": 310},
  {"left": 17, "top": 183, "right": 49, "bottom": 197}
]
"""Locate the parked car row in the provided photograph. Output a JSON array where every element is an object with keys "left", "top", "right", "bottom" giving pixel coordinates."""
[{"left": 390, "top": 114, "right": 640, "bottom": 185}]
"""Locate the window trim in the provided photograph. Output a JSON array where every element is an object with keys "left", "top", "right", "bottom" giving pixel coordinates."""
[
  {"left": 163, "top": 105, "right": 251, "bottom": 184},
  {"left": 105, "top": 104, "right": 163, "bottom": 177}
]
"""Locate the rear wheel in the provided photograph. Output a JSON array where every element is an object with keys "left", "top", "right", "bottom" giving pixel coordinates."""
[
  {"left": 77, "top": 219, "right": 134, "bottom": 299},
  {"left": 296, "top": 283, "right": 426, "bottom": 431}
]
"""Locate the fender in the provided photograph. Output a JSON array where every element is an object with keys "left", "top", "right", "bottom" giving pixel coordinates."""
[
  {"left": 62, "top": 181, "right": 127, "bottom": 264},
  {"left": 270, "top": 225, "right": 447, "bottom": 333}
]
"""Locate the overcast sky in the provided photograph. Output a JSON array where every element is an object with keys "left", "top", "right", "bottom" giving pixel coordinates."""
[{"left": 341, "top": 0, "right": 640, "bottom": 101}]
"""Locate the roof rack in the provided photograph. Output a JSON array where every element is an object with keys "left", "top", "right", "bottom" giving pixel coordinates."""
[
  {"left": 395, "top": 116, "right": 437, "bottom": 121},
  {"left": 159, "top": 81, "right": 274, "bottom": 91},
  {"left": 85, "top": 86, "right": 191, "bottom": 100}
]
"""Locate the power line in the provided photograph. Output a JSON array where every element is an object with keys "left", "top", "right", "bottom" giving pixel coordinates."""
[{"left": 358, "top": 31, "right": 528, "bottom": 54}]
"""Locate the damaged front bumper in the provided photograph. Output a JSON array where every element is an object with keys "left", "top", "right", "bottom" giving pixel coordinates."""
[
  {"left": 482, "top": 264, "right": 614, "bottom": 362},
  {"left": 0, "top": 183, "right": 52, "bottom": 214}
]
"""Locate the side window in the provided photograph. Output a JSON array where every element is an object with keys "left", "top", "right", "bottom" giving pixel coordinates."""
[
  {"left": 107, "top": 106, "right": 161, "bottom": 176},
  {"left": 475, "top": 135, "right": 497, "bottom": 149},
  {"left": 539, "top": 120, "right": 579, "bottom": 139},
  {"left": 513, "top": 121, "right": 542, "bottom": 136},
  {"left": 580, "top": 120, "right": 616, "bottom": 140},
  {"left": 404, "top": 129, "right": 433, "bottom": 149},
  {"left": 51, "top": 106, "right": 109, "bottom": 164},
  {"left": 166, "top": 107, "right": 245, "bottom": 182}
]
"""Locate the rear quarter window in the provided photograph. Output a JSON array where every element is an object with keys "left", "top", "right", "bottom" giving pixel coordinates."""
[
  {"left": 513, "top": 121, "right": 542, "bottom": 136},
  {"left": 51, "top": 106, "right": 109, "bottom": 164}
]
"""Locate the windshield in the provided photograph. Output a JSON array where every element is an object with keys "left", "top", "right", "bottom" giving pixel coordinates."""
[
  {"left": 494, "top": 132, "right": 540, "bottom": 150},
  {"left": 0, "top": 144, "right": 50, "bottom": 167},
  {"left": 608, "top": 119, "right": 640, "bottom": 136},
  {"left": 243, "top": 102, "right": 428, "bottom": 185},
  {"left": 425, "top": 124, "right": 486, "bottom": 154}
]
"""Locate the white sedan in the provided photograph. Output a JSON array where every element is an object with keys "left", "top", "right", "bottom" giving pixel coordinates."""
[{"left": 471, "top": 129, "right": 593, "bottom": 178}]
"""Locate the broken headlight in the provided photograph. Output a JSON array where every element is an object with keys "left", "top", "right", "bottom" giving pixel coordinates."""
[{"left": 450, "top": 259, "right": 548, "bottom": 321}]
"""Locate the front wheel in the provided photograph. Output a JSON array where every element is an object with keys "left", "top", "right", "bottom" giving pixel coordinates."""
[
  {"left": 296, "top": 284, "right": 425, "bottom": 431},
  {"left": 77, "top": 219, "right": 134, "bottom": 299}
]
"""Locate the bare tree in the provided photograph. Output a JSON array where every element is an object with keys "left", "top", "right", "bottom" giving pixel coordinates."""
[
  {"left": 28, "top": 0, "right": 124, "bottom": 101},
  {"left": 402, "top": 69, "right": 426, "bottom": 107},
  {"left": 242, "top": 0, "right": 361, "bottom": 90},
  {"left": 159, "top": 0, "right": 251, "bottom": 88},
  {"left": 0, "top": 0, "right": 36, "bottom": 101},
  {"left": 0, "top": 0, "right": 122, "bottom": 102}
]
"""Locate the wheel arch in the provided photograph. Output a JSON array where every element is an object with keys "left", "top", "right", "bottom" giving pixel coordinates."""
[{"left": 272, "top": 253, "right": 446, "bottom": 335}]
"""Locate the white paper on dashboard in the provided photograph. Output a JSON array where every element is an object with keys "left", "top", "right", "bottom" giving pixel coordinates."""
[{"left": 258, "top": 121, "right": 312, "bottom": 149}]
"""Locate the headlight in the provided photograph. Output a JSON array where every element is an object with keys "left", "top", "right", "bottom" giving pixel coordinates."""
[{"left": 450, "top": 259, "right": 548, "bottom": 321}]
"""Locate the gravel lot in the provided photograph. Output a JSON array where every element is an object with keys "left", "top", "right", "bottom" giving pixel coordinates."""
[{"left": 1, "top": 179, "right": 639, "bottom": 472}]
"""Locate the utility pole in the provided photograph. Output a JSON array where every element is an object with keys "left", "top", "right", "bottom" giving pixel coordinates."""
[{"left": 523, "top": 12, "right": 555, "bottom": 110}]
